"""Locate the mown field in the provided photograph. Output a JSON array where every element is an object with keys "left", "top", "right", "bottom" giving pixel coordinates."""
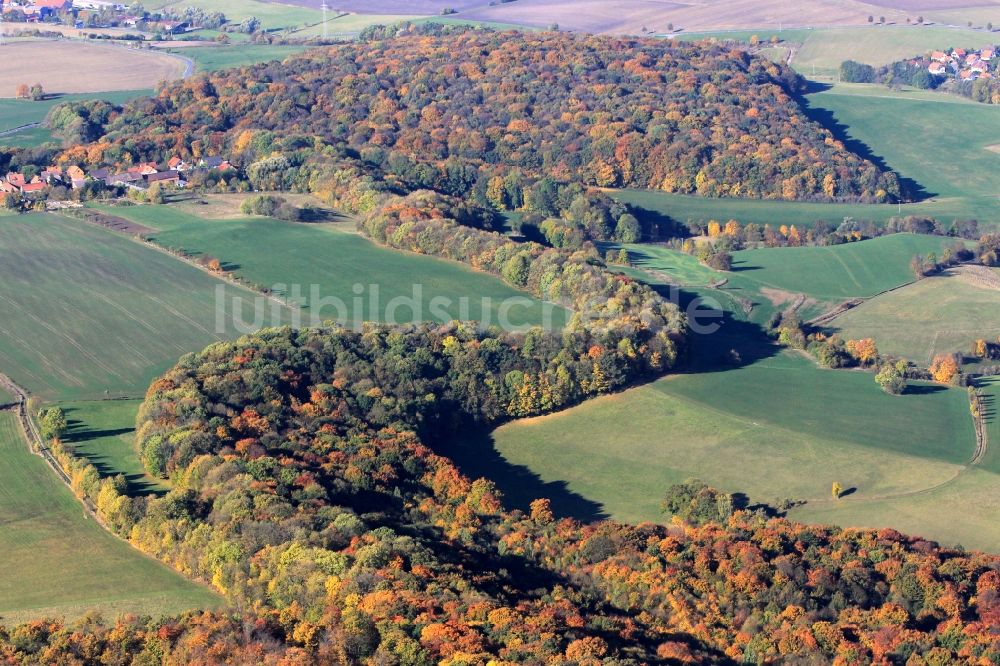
[
  {"left": 144, "top": 0, "right": 322, "bottom": 30},
  {"left": 169, "top": 44, "right": 310, "bottom": 72},
  {"left": 475, "top": 351, "right": 975, "bottom": 530},
  {"left": 832, "top": 266, "right": 1000, "bottom": 364},
  {"left": 0, "top": 213, "right": 289, "bottom": 401},
  {"left": 104, "top": 205, "right": 568, "bottom": 330},
  {"left": 0, "top": 411, "right": 220, "bottom": 624}
]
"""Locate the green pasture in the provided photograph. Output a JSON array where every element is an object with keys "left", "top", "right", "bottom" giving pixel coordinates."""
[
  {"left": 171, "top": 44, "right": 310, "bottom": 71},
  {"left": 103, "top": 204, "right": 568, "bottom": 330},
  {"left": 61, "top": 400, "right": 166, "bottom": 496},
  {"left": 0, "top": 213, "right": 289, "bottom": 401},
  {"left": 0, "top": 89, "right": 149, "bottom": 147},
  {"left": 476, "top": 351, "right": 974, "bottom": 526},
  {"left": 791, "top": 376, "right": 1000, "bottom": 551},
  {"left": 610, "top": 233, "right": 956, "bottom": 324},
  {"left": 831, "top": 268, "right": 1000, "bottom": 364},
  {"left": 794, "top": 26, "right": 996, "bottom": 77},
  {"left": 0, "top": 411, "right": 219, "bottom": 624}
]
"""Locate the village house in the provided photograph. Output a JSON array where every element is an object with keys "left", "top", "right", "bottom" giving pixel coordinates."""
[
  {"left": 145, "top": 170, "right": 181, "bottom": 186},
  {"left": 168, "top": 156, "right": 190, "bottom": 172}
]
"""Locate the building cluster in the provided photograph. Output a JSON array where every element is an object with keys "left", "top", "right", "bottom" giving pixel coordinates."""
[
  {"left": 926, "top": 46, "right": 997, "bottom": 81},
  {"left": 0, "top": 156, "right": 234, "bottom": 198},
  {"left": 0, "top": 0, "right": 188, "bottom": 32}
]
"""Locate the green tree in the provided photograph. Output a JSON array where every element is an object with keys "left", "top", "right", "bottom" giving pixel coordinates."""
[
  {"left": 875, "top": 364, "right": 906, "bottom": 395},
  {"left": 38, "top": 407, "right": 67, "bottom": 442}
]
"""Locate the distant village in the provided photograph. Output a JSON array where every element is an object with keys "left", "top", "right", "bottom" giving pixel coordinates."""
[
  {"left": 924, "top": 46, "right": 998, "bottom": 82},
  {"left": 0, "top": 156, "right": 235, "bottom": 200},
  {"left": 0, "top": 0, "right": 214, "bottom": 35}
]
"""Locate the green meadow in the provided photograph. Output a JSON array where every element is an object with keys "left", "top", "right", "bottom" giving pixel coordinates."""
[
  {"left": 0, "top": 213, "right": 289, "bottom": 401},
  {"left": 480, "top": 351, "right": 974, "bottom": 529},
  {"left": 171, "top": 44, "right": 311, "bottom": 72},
  {"left": 0, "top": 411, "right": 220, "bottom": 624},
  {"left": 832, "top": 268, "right": 1000, "bottom": 364},
  {"left": 611, "top": 233, "right": 956, "bottom": 323},
  {"left": 792, "top": 375, "right": 1000, "bottom": 551},
  {"left": 104, "top": 205, "right": 568, "bottom": 330},
  {"left": 793, "top": 26, "right": 995, "bottom": 77},
  {"left": 61, "top": 400, "right": 165, "bottom": 496}
]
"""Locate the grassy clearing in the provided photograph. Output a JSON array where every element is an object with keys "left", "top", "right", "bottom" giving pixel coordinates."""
[
  {"left": 479, "top": 351, "right": 973, "bottom": 525},
  {"left": 732, "top": 234, "right": 958, "bottom": 301},
  {"left": 170, "top": 44, "right": 310, "bottom": 71},
  {"left": 611, "top": 234, "right": 956, "bottom": 323},
  {"left": 0, "top": 213, "right": 289, "bottom": 401},
  {"left": 61, "top": 400, "right": 166, "bottom": 496},
  {"left": 104, "top": 204, "right": 568, "bottom": 329},
  {"left": 0, "top": 411, "right": 220, "bottom": 623},
  {"left": 831, "top": 267, "right": 1000, "bottom": 364},
  {"left": 790, "top": 376, "right": 1000, "bottom": 551},
  {"left": 143, "top": 0, "right": 322, "bottom": 30}
]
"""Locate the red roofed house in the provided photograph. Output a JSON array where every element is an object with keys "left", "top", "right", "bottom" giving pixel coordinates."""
[
  {"left": 931, "top": 51, "right": 950, "bottom": 63},
  {"left": 981, "top": 48, "right": 995, "bottom": 61},
  {"left": 928, "top": 62, "right": 947, "bottom": 76},
  {"left": 20, "top": 182, "right": 46, "bottom": 195},
  {"left": 6, "top": 173, "right": 25, "bottom": 188},
  {"left": 954, "top": 48, "right": 967, "bottom": 58}
]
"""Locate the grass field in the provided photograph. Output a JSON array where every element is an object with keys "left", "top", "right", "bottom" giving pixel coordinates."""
[
  {"left": 0, "top": 90, "right": 148, "bottom": 133},
  {"left": 831, "top": 266, "right": 1000, "bottom": 364},
  {"left": 803, "top": 84, "right": 1000, "bottom": 204},
  {"left": 0, "top": 411, "right": 219, "bottom": 623},
  {"left": 61, "top": 400, "right": 166, "bottom": 496},
  {"left": 792, "top": 375, "right": 1000, "bottom": 550},
  {"left": 0, "top": 213, "right": 289, "bottom": 401},
  {"left": 471, "top": 351, "right": 974, "bottom": 527},
  {"left": 793, "top": 26, "right": 996, "bottom": 77},
  {"left": 169, "top": 44, "right": 310, "bottom": 71},
  {"left": 611, "top": 233, "right": 957, "bottom": 323},
  {"left": 144, "top": 0, "right": 323, "bottom": 31},
  {"left": 103, "top": 205, "right": 568, "bottom": 330},
  {"left": 0, "top": 42, "right": 184, "bottom": 97}
]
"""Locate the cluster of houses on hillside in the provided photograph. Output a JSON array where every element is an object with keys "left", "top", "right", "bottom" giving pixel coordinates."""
[
  {"left": 0, "top": 156, "right": 234, "bottom": 198},
  {"left": 0, "top": 0, "right": 190, "bottom": 32},
  {"left": 926, "top": 46, "right": 997, "bottom": 81}
]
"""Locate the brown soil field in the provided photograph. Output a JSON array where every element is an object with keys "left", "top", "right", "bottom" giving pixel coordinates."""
[{"left": 0, "top": 41, "right": 186, "bottom": 97}]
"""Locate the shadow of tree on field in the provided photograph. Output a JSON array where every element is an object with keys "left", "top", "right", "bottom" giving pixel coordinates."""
[
  {"left": 903, "top": 384, "right": 948, "bottom": 396},
  {"left": 797, "top": 80, "right": 932, "bottom": 202},
  {"left": 435, "top": 428, "right": 609, "bottom": 524},
  {"left": 62, "top": 410, "right": 164, "bottom": 498}
]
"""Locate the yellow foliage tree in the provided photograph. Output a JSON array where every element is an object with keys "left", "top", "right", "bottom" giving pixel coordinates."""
[{"left": 929, "top": 354, "right": 959, "bottom": 384}]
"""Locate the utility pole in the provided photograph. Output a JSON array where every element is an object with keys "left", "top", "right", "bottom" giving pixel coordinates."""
[{"left": 321, "top": 0, "right": 328, "bottom": 40}]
